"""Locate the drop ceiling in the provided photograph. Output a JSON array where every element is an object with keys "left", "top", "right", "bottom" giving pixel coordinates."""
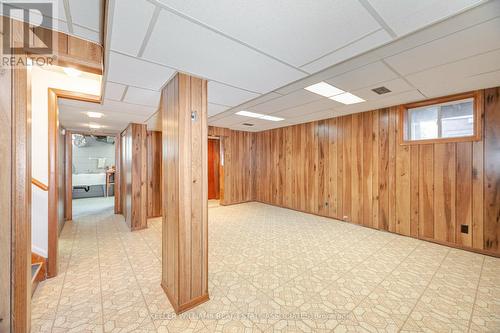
[
  {"left": 56, "top": 0, "right": 500, "bottom": 133},
  {"left": 1, "top": 0, "right": 103, "bottom": 42}
]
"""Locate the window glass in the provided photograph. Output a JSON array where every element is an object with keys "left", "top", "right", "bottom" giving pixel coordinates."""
[{"left": 406, "top": 98, "right": 474, "bottom": 141}]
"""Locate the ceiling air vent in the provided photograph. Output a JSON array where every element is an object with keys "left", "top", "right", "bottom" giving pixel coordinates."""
[
  {"left": 372, "top": 86, "right": 391, "bottom": 95},
  {"left": 242, "top": 123, "right": 254, "bottom": 127}
]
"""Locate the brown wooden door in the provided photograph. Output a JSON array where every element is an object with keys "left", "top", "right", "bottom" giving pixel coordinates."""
[{"left": 208, "top": 139, "right": 220, "bottom": 199}]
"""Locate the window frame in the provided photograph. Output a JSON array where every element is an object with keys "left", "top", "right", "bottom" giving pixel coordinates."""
[{"left": 398, "top": 91, "right": 483, "bottom": 145}]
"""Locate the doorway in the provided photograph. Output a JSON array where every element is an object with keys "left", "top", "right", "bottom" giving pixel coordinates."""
[
  {"left": 208, "top": 138, "right": 221, "bottom": 206},
  {"left": 69, "top": 133, "right": 117, "bottom": 217}
]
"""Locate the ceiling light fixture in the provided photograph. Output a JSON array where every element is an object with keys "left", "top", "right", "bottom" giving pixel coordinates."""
[
  {"left": 330, "top": 92, "right": 365, "bottom": 105},
  {"left": 304, "top": 82, "right": 344, "bottom": 97},
  {"left": 88, "top": 123, "right": 101, "bottom": 129},
  {"left": 64, "top": 67, "right": 81, "bottom": 77},
  {"left": 87, "top": 112, "right": 103, "bottom": 119},
  {"left": 236, "top": 111, "right": 284, "bottom": 122}
]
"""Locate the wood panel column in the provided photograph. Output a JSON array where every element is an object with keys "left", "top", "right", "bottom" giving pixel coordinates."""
[
  {"left": 121, "top": 123, "right": 148, "bottom": 231},
  {"left": 161, "top": 73, "right": 209, "bottom": 313}
]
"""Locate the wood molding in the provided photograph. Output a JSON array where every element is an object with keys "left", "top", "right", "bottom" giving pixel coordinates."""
[
  {"left": 147, "top": 131, "right": 162, "bottom": 218},
  {"left": 12, "top": 34, "right": 32, "bottom": 333},
  {"left": 47, "top": 89, "right": 100, "bottom": 278},
  {"left": 114, "top": 133, "right": 122, "bottom": 214},
  {"left": 64, "top": 131, "right": 72, "bottom": 220},
  {"left": 399, "top": 91, "right": 483, "bottom": 145},
  {"left": 32, "top": 178, "right": 49, "bottom": 191}
]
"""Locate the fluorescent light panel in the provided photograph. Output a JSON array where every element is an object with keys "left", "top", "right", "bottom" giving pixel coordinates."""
[
  {"left": 88, "top": 123, "right": 101, "bottom": 129},
  {"left": 236, "top": 111, "right": 284, "bottom": 122},
  {"left": 304, "top": 82, "right": 344, "bottom": 97},
  {"left": 330, "top": 92, "right": 365, "bottom": 105}
]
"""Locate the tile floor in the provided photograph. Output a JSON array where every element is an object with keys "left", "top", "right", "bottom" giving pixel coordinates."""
[{"left": 32, "top": 200, "right": 500, "bottom": 332}]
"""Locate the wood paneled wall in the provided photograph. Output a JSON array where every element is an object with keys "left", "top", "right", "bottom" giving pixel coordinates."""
[
  {"left": 251, "top": 88, "right": 500, "bottom": 256},
  {"left": 121, "top": 123, "right": 148, "bottom": 231},
  {"left": 147, "top": 131, "right": 162, "bottom": 218},
  {"left": 208, "top": 127, "right": 255, "bottom": 205},
  {"left": 0, "top": 27, "right": 13, "bottom": 331},
  {"left": 161, "top": 73, "right": 209, "bottom": 314}
]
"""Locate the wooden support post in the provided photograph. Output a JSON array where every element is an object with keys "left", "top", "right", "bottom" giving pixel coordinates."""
[{"left": 161, "top": 73, "right": 209, "bottom": 314}]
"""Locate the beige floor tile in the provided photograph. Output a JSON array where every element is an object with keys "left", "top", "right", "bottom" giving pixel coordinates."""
[{"left": 32, "top": 197, "right": 500, "bottom": 332}]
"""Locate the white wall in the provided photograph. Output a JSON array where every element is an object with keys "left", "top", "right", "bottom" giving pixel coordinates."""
[{"left": 31, "top": 65, "right": 101, "bottom": 257}]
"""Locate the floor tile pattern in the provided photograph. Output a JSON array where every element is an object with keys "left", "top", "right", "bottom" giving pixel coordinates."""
[{"left": 32, "top": 199, "right": 500, "bottom": 332}]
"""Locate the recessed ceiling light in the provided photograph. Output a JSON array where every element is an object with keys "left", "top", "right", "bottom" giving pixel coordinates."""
[
  {"left": 64, "top": 67, "right": 81, "bottom": 77},
  {"left": 87, "top": 112, "right": 103, "bottom": 118},
  {"left": 236, "top": 111, "right": 284, "bottom": 122},
  {"left": 88, "top": 123, "right": 101, "bottom": 129},
  {"left": 304, "top": 82, "right": 344, "bottom": 98},
  {"left": 330, "top": 92, "right": 365, "bottom": 105}
]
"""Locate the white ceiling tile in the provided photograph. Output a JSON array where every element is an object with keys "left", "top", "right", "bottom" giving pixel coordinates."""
[
  {"left": 351, "top": 78, "right": 414, "bottom": 100},
  {"left": 68, "top": 0, "right": 102, "bottom": 31},
  {"left": 406, "top": 48, "right": 500, "bottom": 97},
  {"left": 107, "top": 51, "right": 176, "bottom": 90},
  {"left": 157, "top": 0, "right": 380, "bottom": 67},
  {"left": 301, "top": 29, "right": 392, "bottom": 74},
  {"left": 72, "top": 24, "right": 100, "bottom": 43},
  {"left": 123, "top": 86, "right": 161, "bottom": 107},
  {"left": 272, "top": 98, "right": 341, "bottom": 118},
  {"left": 367, "top": 0, "right": 484, "bottom": 36},
  {"left": 208, "top": 81, "right": 259, "bottom": 107},
  {"left": 287, "top": 109, "right": 337, "bottom": 124},
  {"left": 372, "top": 0, "right": 500, "bottom": 60},
  {"left": 110, "top": 0, "right": 156, "bottom": 56},
  {"left": 326, "top": 61, "right": 398, "bottom": 92},
  {"left": 142, "top": 9, "right": 305, "bottom": 93},
  {"left": 59, "top": 98, "right": 156, "bottom": 117},
  {"left": 208, "top": 116, "right": 241, "bottom": 127},
  {"left": 247, "top": 89, "right": 323, "bottom": 114},
  {"left": 238, "top": 92, "right": 283, "bottom": 109},
  {"left": 208, "top": 103, "right": 230, "bottom": 117},
  {"left": 104, "top": 82, "right": 126, "bottom": 101},
  {"left": 385, "top": 17, "right": 500, "bottom": 75},
  {"left": 275, "top": 52, "right": 382, "bottom": 95}
]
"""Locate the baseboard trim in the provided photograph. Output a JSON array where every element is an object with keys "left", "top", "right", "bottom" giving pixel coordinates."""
[{"left": 161, "top": 283, "right": 210, "bottom": 314}]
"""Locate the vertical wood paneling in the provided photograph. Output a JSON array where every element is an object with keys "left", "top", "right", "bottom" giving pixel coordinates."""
[
  {"left": 388, "top": 108, "right": 397, "bottom": 233},
  {"left": 395, "top": 135, "right": 411, "bottom": 236},
  {"left": 121, "top": 124, "right": 148, "bottom": 230},
  {"left": 147, "top": 131, "right": 162, "bottom": 218},
  {"left": 362, "top": 112, "right": 373, "bottom": 227},
  {"left": 472, "top": 139, "right": 484, "bottom": 250},
  {"left": 162, "top": 73, "right": 209, "bottom": 314},
  {"left": 351, "top": 114, "right": 363, "bottom": 224},
  {"left": 433, "top": 143, "right": 456, "bottom": 243},
  {"left": 342, "top": 116, "right": 352, "bottom": 221},
  {"left": 410, "top": 146, "right": 419, "bottom": 238},
  {"left": 484, "top": 87, "right": 500, "bottom": 251},
  {"left": 372, "top": 111, "right": 379, "bottom": 229},
  {"left": 378, "top": 108, "right": 390, "bottom": 231},
  {"left": 456, "top": 142, "right": 473, "bottom": 247},
  {"left": 419, "top": 145, "right": 434, "bottom": 238},
  {"left": 225, "top": 87, "right": 499, "bottom": 256}
]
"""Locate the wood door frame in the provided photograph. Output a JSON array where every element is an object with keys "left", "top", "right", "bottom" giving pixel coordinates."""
[
  {"left": 47, "top": 89, "right": 101, "bottom": 278},
  {"left": 64, "top": 130, "right": 121, "bottom": 221}
]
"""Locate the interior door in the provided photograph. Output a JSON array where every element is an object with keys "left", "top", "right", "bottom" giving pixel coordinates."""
[{"left": 207, "top": 139, "right": 220, "bottom": 200}]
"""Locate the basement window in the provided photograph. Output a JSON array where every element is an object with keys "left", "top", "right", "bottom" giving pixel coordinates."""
[{"left": 400, "top": 92, "right": 482, "bottom": 144}]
